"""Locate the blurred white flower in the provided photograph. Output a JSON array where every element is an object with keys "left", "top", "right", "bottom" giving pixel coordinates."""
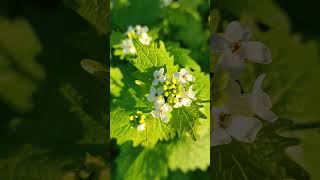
[
  {"left": 161, "top": 0, "right": 172, "bottom": 7},
  {"left": 152, "top": 68, "right": 166, "bottom": 85},
  {"left": 121, "top": 39, "right": 136, "bottom": 55},
  {"left": 174, "top": 68, "right": 195, "bottom": 84},
  {"left": 137, "top": 123, "right": 145, "bottom": 131},
  {"left": 135, "top": 25, "right": 149, "bottom": 36},
  {"left": 151, "top": 103, "right": 171, "bottom": 123},
  {"left": 126, "top": 25, "right": 136, "bottom": 38},
  {"left": 211, "top": 74, "right": 277, "bottom": 146},
  {"left": 147, "top": 86, "right": 164, "bottom": 102},
  {"left": 211, "top": 21, "right": 272, "bottom": 76},
  {"left": 187, "top": 85, "right": 196, "bottom": 100},
  {"left": 243, "top": 74, "right": 278, "bottom": 122},
  {"left": 211, "top": 106, "right": 262, "bottom": 146},
  {"left": 139, "top": 32, "right": 152, "bottom": 45},
  {"left": 173, "top": 93, "right": 192, "bottom": 108}
]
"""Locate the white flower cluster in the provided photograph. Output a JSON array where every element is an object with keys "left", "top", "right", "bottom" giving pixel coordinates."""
[
  {"left": 147, "top": 67, "right": 196, "bottom": 123},
  {"left": 160, "top": 0, "right": 172, "bottom": 7},
  {"left": 121, "top": 25, "right": 152, "bottom": 55},
  {"left": 210, "top": 21, "right": 277, "bottom": 146}
]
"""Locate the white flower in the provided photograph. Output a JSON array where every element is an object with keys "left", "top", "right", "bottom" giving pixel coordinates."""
[
  {"left": 211, "top": 21, "right": 272, "bottom": 76},
  {"left": 121, "top": 39, "right": 136, "bottom": 55},
  {"left": 151, "top": 103, "right": 171, "bottom": 123},
  {"left": 174, "top": 68, "right": 195, "bottom": 84},
  {"left": 161, "top": 0, "right": 172, "bottom": 7},
  {"left": 155, "top": 96, "right": 165, "bottom": 108},
  {"left": 211, "top": 74, "right": 277, "bottom": 146},
  {"left": 187, "top": 85, "right": 196, "bottom": 100},
  {"left": 147, "top": 86, "right": 163, "bottom": 102},
  {"left": 126, "top": 26, "right": 136, "bottom": 38},
  {"left": 173, "top": 94, "right": 191, "bottom": 108},
  {"left": 137, "top": 123, "right": 145, "bottom": 131},
  {"left": 139, "top": 32, "right": 152, "bottom": 45},
  {"left": 243, "top": 74, "right": 278, "bottom": 122},
  {"left": 211, "top": 107, "right": 262, "bottom": 146},
  {"left": 135, "top": 25, "right": 149, "bottom": 36},
  {"left": 152, "top": 68, "right": 166, "bottom": 85}
]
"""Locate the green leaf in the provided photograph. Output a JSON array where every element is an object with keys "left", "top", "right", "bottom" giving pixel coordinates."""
[
  {"left": 110, "top": 67, "right": 124, "bottom": 97},
  {"left": 111, "top": 0, "right": 160, "bottom": 29},
  {"left": 110, "top": 108, "right": 174, "bottom": 147},
  {"left": 166, "top": 43, "right": 201, "bottom": 71},
  {"left": 115, "top": 129, "right": 210, "bottom": 180},
  {"left": 170, "top": 104, "right": 205, "bottom": 140},
  {"left": 167, "top": 131, "right": 210, "bottom": 172},
  {"left": 0, "top": 17, "right": 44, "bottom": 112},
  {"left": 131, "top": 40, "right": 175, "bottom": 73},
  {"left": 63, "top": 0, "right": 109, "bottom": 34},
  {"left": 115, "top": 143, "right": 168, "bottom": 180}
]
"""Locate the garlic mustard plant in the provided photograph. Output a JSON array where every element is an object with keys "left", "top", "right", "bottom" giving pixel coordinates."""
[{"left": 147, "top": 67, "right": 196, "bottom": 123}]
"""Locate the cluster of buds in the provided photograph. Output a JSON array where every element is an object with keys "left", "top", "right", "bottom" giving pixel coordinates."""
[
  {"left": 210, "top": 21, "right": 277, "bottom": 146},
  {"left": 147, "top": 67, "right": 196, "bottom": 124},
  {"left": 129, "top": 111, "right": 146, "bottom": 132},
  {"left": 120, "top": 25, "right": 152, "bottom": 55}
]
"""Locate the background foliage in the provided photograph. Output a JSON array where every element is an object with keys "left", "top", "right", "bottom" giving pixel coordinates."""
[
  {"left": 0, "top": 0, "right": 109, "bottom": 179},
  {"left": 210, "top": 0, "right": 320, "bottom": 179}
]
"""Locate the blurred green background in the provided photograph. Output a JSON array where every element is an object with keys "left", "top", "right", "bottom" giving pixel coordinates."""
[
  {"left": 211, "top": 0, "right": 320, "bottom": 179},
  {"left": 0, "top": 0, "right": 109, "bottom": 179}
]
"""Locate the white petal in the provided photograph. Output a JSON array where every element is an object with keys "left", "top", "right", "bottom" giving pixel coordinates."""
[
  {"left": 211, "top": 128, "right": 232, "bottom": 146},
  {"left": 153, "top": 70, "right": 158, "bottom": 77},
  {"left": 224, "top": 21, "right": 251, "bottom": 42},
  {"left": 154, "top": 96, "right": 165, "bottom": 107},
  {"left": 181, "top": 98, "right": 192, "bottom": 107},
  {"left": 162, "top": 103, "right": 171, "bottom": 112},
  {"left": 157, "top": 87, "right": 164, "bottom": 95},
  {"left": 147, "top": 94, "right": 154, "bottom": 102},
  {"left": 174, "top": 72, "right": 180, "bottom": 78},
  {"left": 211, "top": 107, "right": 232, "bottom": 146},
  {"left": 226, "top": 116, "right": 262, "bottom": 143},
  {"left": 250, "top": 74, "right": 277, "bottom": 122},
  {"left": 186, "top": 74, "right": 194, "bottom": 82},
  {"left": 151, "top": 110, "right": 160, "bottom": 117},
  {"left": 173, "top": 102, "right": 183, "bottom": 108},
  {"left": 159, "top": 67, "right": 164, "bottom": 75},
  {"left": 210, "top": 34, "right": 231, "bottom": 53},
  {"left": 188, "top": 85, "right": 196, "bottom": 100},
  {"left": 159, "top": 76, "right": 166, "bottom": 83},
  {"left": 152, "top": 79, "right": 159, "bottom": 86},
  {"left": 180, "top": 68, "right": 187, "bottom": 75},
  {"left": 137, "top": 124, "right": 145, "bottom": 131},
  {"left": 256, "top": 109, "right": 278, "bottom": 122},
  {"left": 178, "top": 78, "right": 187, "bottom": 84},
  {"left": 215, "top": 50, "right": 245, "bottom": 78},
  {"left": 243, "top": 41, "right": 272, "bottom": 64},
  {"left": 161, "top": 115, "right": 169, "bottom": 123},
  {"left": 150, "top": 86, "right": 156, "bottom": 95}
]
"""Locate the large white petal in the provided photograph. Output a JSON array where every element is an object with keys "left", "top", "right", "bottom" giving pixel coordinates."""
[
  {"left": 215, "top": 50, "right": 245, "bottom": 78},
  {"left": 211, "top": 107, "right": 233, "bottom": 146},
  {"left": 226, "top": 116, "right": 262, "bottom": 143},
  {"left": 224, "top": 21, "right": 251, "bottom": 42},
  {"left": 243, "top": 41, "right": 272, "bottom": 64},
  {"left": 151, "top": 110, "right": 160, "bottom": 117},
  {"left": 211, "top": 128, "right": 232, "bottom": 146},
  {"left": 210, "top": 34, "right": 230, "bottom": 53},
  {"left": 250, "top": 74, "right": 278, "bottom": 122}
]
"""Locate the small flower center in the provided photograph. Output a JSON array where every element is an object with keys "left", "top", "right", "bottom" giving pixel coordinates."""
[
  {"left": 219, "top": 112, "right": 231, "bottom": 129},
  {"left": 231, "top": 41, "right": 242, "bottom": 55}
]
